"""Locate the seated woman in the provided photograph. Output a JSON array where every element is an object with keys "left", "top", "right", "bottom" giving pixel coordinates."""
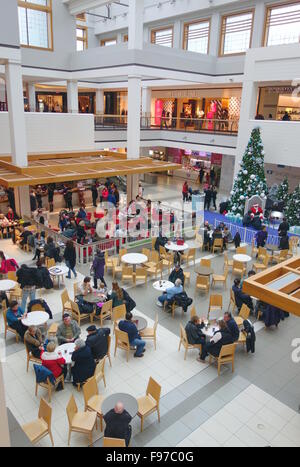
[
  {"left": 41, "top": 341, "right": 66, "bottom": 391},
  {"left": 110, "top": 281, "right": 136, "bottom": 313},
  {"left": 157, "top": 279, "right": 183, "bottom": 308},
  {"left": 76, "top": 276, "right": 94, "bottom": 314},
  {"left": 6, "top": 300, "right": 28, "bottom": 339},
  {"left": 71, "top": 339, "right": 96, "bottom": 387},
  {"left": 199, "top": 319, "right": 234, "bottom": 363},
  {"left": 232, "top": 279, "right": 253, "bottom": 311}
]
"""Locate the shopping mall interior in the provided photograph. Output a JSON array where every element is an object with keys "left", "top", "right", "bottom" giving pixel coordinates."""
[{"left": 0, "top": 0, "right": 300, "bottom": 450}]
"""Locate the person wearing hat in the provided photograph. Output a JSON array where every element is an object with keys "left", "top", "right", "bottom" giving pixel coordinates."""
[
  {"left": 56, "top": 313, "right": 81, "bottom": 345},
  {"left": 86, "top": 325, "right": 111, "bottom": 361},
  {"left": 169, "top": 264, "right": 185, "bottom": 287},
  {"left": 92, "top": 249, "right": 106, "bottom": 289}
]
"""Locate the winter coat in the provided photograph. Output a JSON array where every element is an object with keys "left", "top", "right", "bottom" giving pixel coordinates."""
[
  {"left": 24, "top": 329, "right": 43, "bottom": 354},
  {"left": 57, "top": 320, "right": 81, "bottom": 345},
  {"left": 17, "top": 265, "right": 37, "bottom": 288},
  {"left": 185, "top": 321, "right": 204, "bottom": 345},
  {"left": 243, "top": 319, "right": 256, "bottom": 353},
  {"left": 169, "top": 292, "right": 193, "bottom": 313},
  {"left": 86, "top": 328, "right": 110, "bottom": 361},
  {"left": 64, "top": 246, "right": 76, "bottom": 269},
  {"left": 209, "top": 329, "right": 234, "bottom": 358},
  {"left": 71, "top": 346, "right": 96, "bottom": 384},
  {"left": 0, "top": 258, "right": 18, "bottom": 274},
  {"left": 92, "top": 255, "right": 105, "bottom": 279},
  {"left": 36, "top": 267, "right": 54, "bottom": 290},
  {"left": 169, "top": 268, "right": 185, "bottom": 286},
  {"left": 41, "top": 351, "right": 66, "bottom": 379},
  {"left": 28, "top": 299, "right": 53, "bottom": 319},
  {"left": 226, "top": 318, "right": 240, "bottom": 342}
]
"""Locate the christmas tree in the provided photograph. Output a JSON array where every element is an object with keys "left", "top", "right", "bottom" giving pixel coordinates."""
[
  {"left": 229, "top": 127, "right": 268, "bottom": 216},
  {"left": 277, "top": 177, "right": 290, "bottom": 209},
  {"left": 286, "top": 184, "right": 300, "bottom": 227}
]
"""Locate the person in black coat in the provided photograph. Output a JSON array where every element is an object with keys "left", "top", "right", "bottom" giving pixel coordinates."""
[
  {"left": 63, "top": 240, "right": 77, "bottom": 279},
  {"left": 71, "top": 340, "right": 96, "bottom": 386},
  {"left": 233, "top": 232, "right": 241, "bottom": 249},
  {"left": 232, "top": 279, "right": 253, "bottom": 311},
  {"left": 211, "top": 186, "right": 217, "bottom": 210},
  {"left": 169, "top": 264, "right": 185, "bottom": 286},
  {"left": 104, "top": 403, "right": 132, "bottom": 447},
  {"left": 154, "top": 234, "right": 168, "bottom": 252},
  {"left": 199, "top": 320, "right": 234, "bottom": 362},
  {"left": 91, "top": 182, "right": 98, "bottom": 208},
  {"left": 279, "top": 234, "right": 289, "bottom": 251},
  {"left": 204, "top": 187, "right": 212, "bottom": 211},
  {"left": 224, "top": 312, "right": 240, "bottom": 342},
  {"left": 278, "top": 218, "right": 289, "bottom": 237},
  {"left": 35, "top": 259, "right": 53, "bottom": 290},
  {"left": 86, "top": 325, "right": 110, "bottom": 361}
]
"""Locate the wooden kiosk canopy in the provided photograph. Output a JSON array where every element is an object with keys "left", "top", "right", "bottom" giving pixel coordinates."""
[
  {"left": 0, "top": 150, "right": 181, "bottom": 188},
  {"left": 243, "top": 256, "right": 300, "bottom": 316}
]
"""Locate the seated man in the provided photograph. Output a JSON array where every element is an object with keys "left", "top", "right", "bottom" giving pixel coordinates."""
[
  {"left": 169, "top": 264, "right": 185, "bottom": 286},
  {"left": 71, "top": 339, "right": 96, "bottom": 387},
  {"left": 86, "top": 325, "right": 110, "bottom": 361},
  {"left": 6, "top": 300, "right": 27, "bottom": 339},
  {"left": 232, "top": 279, "right": 253, "bottom": 311},
  {"left": 119, "top": 312, "right": 146, "bottom": 358},
  {"left": 185, "top": 316, "right": 206, "bottom": 355},
  {"left": 199, "top": 320, "right": 234, "bottom": 362},
  {"left": 157, "top": 278, "right": 183, "bottom": 308},
  {"left": 224, "top": 312, "right": 240, "bottom": 342},
  {"left": 24, "top": 325, "right": 44, "bottom": 358},
  {"left": 104, "top": 402, "right": 132, "bottom": 447},
  {"left": 56, "top": 313, "right": 81, "bottom": 345}
]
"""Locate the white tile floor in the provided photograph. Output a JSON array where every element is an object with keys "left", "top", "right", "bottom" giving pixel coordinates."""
[{"left": 177, "top": 385, "right": 300, "bottom": 448}]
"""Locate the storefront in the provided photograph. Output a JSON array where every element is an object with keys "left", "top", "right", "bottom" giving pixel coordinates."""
[
  {"left": 257, "top": 85, "right": 300, "bottom": 121},
  {"left": 32, "top": 90, "right": 96, "bottom": 113},
  {"left": 104, "top": 91, "right": 128, "bottom": 115}
]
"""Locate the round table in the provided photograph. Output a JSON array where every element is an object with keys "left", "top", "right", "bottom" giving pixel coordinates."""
[
  {"left": 195, "top": 266, "right": 213, "bottom": 276},
  {"left": 165, "top": 242, "right": 189, "bottom": 252},
  {"left": 121, "top": 253, "right": 148, "bottom": 272},
  {"left": 131, "top": 315, "right": 147, "bottom": 332},
  {"left": 22, "top": 311, "right": 49, "bottom": 327},
  {"left": 233, "top": 254, "right": 252, "bottom": 269},
  {"left": 0, "top": 280, "right": 17, "bottom": 292},
  {"left": 101, "top": 393, "right": 138, "bottom": 418},
  {"left": 56, "top": 343, "right": 75, "bottom": 365},
  {"left": 49, "top": 265, "right": 69, "bottom": 288},
  {"left": 153, "top": 280, "right": 174, "bottom": 292},
  {"left": 202, "top": 325, "right": 219, "bottom": 338},
  {"left": 84, "top": 292, "right": 107, "bottom": 304}
]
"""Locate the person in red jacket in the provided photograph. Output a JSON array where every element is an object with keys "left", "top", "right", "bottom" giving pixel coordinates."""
[
  {"left": 182, "top": 182, "right": 189, "bottom": 203},
  {"left": 41, "top": 341, "right": 67, "bottom": 390}
]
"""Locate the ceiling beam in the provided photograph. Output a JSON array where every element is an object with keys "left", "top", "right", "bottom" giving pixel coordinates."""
[{"left": 64, "top": 0, "right": 113, "bottom": 16}]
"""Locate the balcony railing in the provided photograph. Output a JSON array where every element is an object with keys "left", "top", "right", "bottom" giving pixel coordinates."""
[{"left": 95, "top": 114, "right": 239, "bottom": 135}]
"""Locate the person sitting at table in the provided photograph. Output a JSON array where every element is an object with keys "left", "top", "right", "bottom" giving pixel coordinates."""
[
  {"left": 76, "top": 207, "right": 87, "bottom": 221},
  {"left": 185, "top": 316, "right": 206, "bottom": 355},
  {"left": 19, "top": 227, "right": 32, "bottom": 248},
  {"left": 110, "top": 282, "right": 136, "bottom": 313},
  {"left": 198, "top": 319, "right": 234, "bottom": 363},
  {"left": 119, "top": 312, "right": 146, "bottom": 358},
  {"left": 154, "top": 233, "right": 168, "bottom": 252},
  {"left": 98, "top": 282, "right": 108, "bottom": 296},
  {"left": 240, "top": 269, "right": 256, "bottom": 288},
  {"left": 24, "top": 326, "right": 44, "bottom": 359},
  {"left": 56, "top": 313, "right": 81, "bottom": 345},
  {"left": 76, "top": 221, "right": 86, "bottom": 244},
  {"left": 41, "top": 341, "right": 66, "bottom": 391},
  {"left": 44, "top": 237, "right": 59, "bottom": 261},
  {"left": 36, "top": 258, "right": 54, "bottom": 290},
  {"left": 71, "top": 339, "right": 96, "bottom": 387},
  {"left": 279, "top": 234, "right": 289, "bottom": 251},
  {"left": 104, "top": 402, "right": 132, "bottom": 447},
  {"left": 157, "top": 278, "right": 183, "bottom": 308},
  {"left": 6, "top": 300, "right": 27, "bottom": 340},
  {"left": 75, "top": 276, "right": 95, "bottom": 315},
  {"left": 224, "top": 312, "right": 240, "bottom": 342},
  {"left": 169, "top": 264, "right": 185, "bottom": 287},
  {"left": 86, "top": 325, "right": 110, "bottom": 361},
  {"left": 232, "top": 279, "right": 253, "bottom": 312}
]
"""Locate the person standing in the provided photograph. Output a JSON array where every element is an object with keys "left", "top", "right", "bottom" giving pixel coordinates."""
[
  {"left": 91, "top": 181, "right": 98, "bottom": 208},
  {"left": 212, "top": 186, "right": 218, "bottom": 210},
  {"left": 30, "top": 190, "right": 37, "bottom": 212},
  {"left": 278, "top": 218, "right": 289, "bottom": 237},
  {"left": 255, "top": 225, "right": 268, "bottom": 249},
  {"left": 16, "top": 264, "right": 36, "bottom": 312},
  {"left": 199, "top": 167, "right": 204, "bottom": 185},
  {"left": 47, "top": 184, "right": 55, "bottom": 213},
  {"left": 182, "top": 181, "right": 189, "bottom": 203},
  {"left": 210, "top": 166, "right": 215, "bottom": 185},
  {"left": 64, "top": 240, "right": 77, "bottom": 279},
  {"left": 204, "top": 186, "right": 212, "bottom": 211},
  {"left": 35, "top": 185, "right": 43, "bottom": 209},
  {"left": 92, "top": 250, "right": 106, "bottom": 289}
]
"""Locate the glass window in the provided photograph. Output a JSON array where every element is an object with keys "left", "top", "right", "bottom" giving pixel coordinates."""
[
  {"left": 183, "top": 20, "right": 210, "bottom": 54},
  {"left": 151, "top": 27, "right": 173, "bottom": 47},
  {"left": 220, "top": 11, "right": 254, "bottom": 55},
  {"left": 101, "top": 38, "right": 117, "bottom": 47},
  {"left": 18, "top": 0, "right": 52, "bottom": 49},
  {"left": 264, "top": 2, "right": 300, "bottom": 46},
  {"left": 76, "top": 26, "right": 87, "bottom": 51}
]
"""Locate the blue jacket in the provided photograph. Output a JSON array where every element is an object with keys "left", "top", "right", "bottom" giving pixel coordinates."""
[
  {"left": 33, "top": 364, "right": 56, "bottom": 385},
  {"left": 119, "top": 320, "right": 139, "bottom": 344},
  {"left": 6, "top": 307, "right": 24, "bottom": 326},
  {"left": 165, "top": 285, "right": 183, "bottom": 301},
  {"left": 226, "top": 318, "right": 240, "bottom": 342}
]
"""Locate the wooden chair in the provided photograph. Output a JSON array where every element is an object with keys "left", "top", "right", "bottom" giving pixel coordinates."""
[
  {"left": 251, "top": 238, "right": 258, "bottom": 258},
  {"left": 162, "top": 254, "right": 173, "bottom": 275},
  {"left": 66, "top": 394, "right": 97, "bottom": 446},
  {"left": 195, "top": 275, "right": 210, "bottom": 294},
  {"left": 73, "top": 282, "right": 80, "bottom": 299},
  {"left": 181, "top": 248, "right": 196, "bottom": 266},
  {"left": 135, "top": 267, "right": 148, "bottom": 285},
  {"left": 104, "top": 251, "right": 115, "bottom": 275},
  {"left": 142, "top": 248, "right": 151, "bottom": 261},
  {"left": 25, "top": 341, "right": 42, "bottom": 372},
  {"left": 61, "top": 289, "right": 72, "bottom": 317},
  {"left": 112, "top": 257, "right": 122, "bottom": 280},
  {"left": 208, "top": 294, "right": 223, "bottom": 315},
  {"left": 236, "top": 246, "right": 247, "bottom": 255},
  {"left": 140, "top": 314, "right": 158, "bottom": 350},
  {"left": 119, "top": 248, "right": 127, "bottom": 260},
  {"left": 48, "top": 323, "right": 58, "bottom": 339},
  {"left": 190, "top": 305, "right": 197, "bottom": 319},
  {"left": 195, "top": 232, "right": 204, "bottom": 250},
  {"left": 224, "top": 251, "right": 233, "bottom": 271},
  {"left": 212, "top": 238, "right": 223, "bottom": 254},
  {"left": 253, "top": 254, "right": 269, "bottom": 273},
  {"left": 30, "top": 303, "right": 46, "bottom": 312},
  {"left": 83, "top": 376, "right": 104, "bottom": 432},
  {"left": 146, "top": 250, "right": 160, "bottom": 268},
  {"left": 114, "top": 329, "right": 131, "bottom": 362},
  {"left": 228, "top": 289, "right": 238, "bottom": 313},
  {"left": 151, "top": 238, "right": 157, "bottom": 250},
  {"left": 3, "top": 307, "right": 20, "bottom": 343},
  {"left": 209, "top": 344, "right": 236, "bottom": 376},
  {"left": 159, "top": 245, "right": 168, "bottom": 259},
  {"left": 93, "top": 358, "right": 106, "bottom": 388},
  {"left": 45, "top": 258, "right": 55, "bottom": 269},
  {"left": 106, "top": 335, "right": 112, "bottom": 367},
  {"left": 200, "top": 258, "right": 211, "bottom": 268},
  {"left": 35, "top": 372, "right": 65, "bottom": 403},
  {"left": 257, "top": 247, "right": 267, "bottom": 261},
  {"left": 147, "top": 261, "right": 163, "bottom": 280},
  {"left": 9, "top": 285, "right": 22, "bottom": 303},
  {"left": 211, "top": 267, "right": 228, "bottom": 290},
  {"left": 183, "top": 271, "right": 191, "bottom": 287},
  {"left": 112, "top": 304, "right": 126, "bottom": 334},
  {"left": 232, "top": 260, "right": 246, "bottom": 277},
  {"left": 94, "top": 299, "right": 112, "bottom": 327},
  {"left": 273, "top": 249, "right": 289, "bottom": 264},
  {"left": 235, "top": 304, "right": 251, "bottom": 326},
  {"left": 22, "top": 398, "right": 54, "bottom": 447},
  {"left": 137, "top": 377, "right": 161, "bottom": 432},
  {"left": 289, "top": 236, "right": 299, "bottom": 255},
  {"left": 7, "top": 271, "right": 17, "bottom": 282},
  {"left": 103, "top": 437, "right": 126, "bottom": 447},
  {"left": 178, "top": 323, "right": 202, "bottom": 360},
  {"left": 70, "top": 300, "right": 93, "bottom": 327},
  {"left": 121, "top": 266, "right": 135, "bottom": 285}
]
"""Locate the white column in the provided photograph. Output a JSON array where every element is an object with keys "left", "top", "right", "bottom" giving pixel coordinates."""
[
  {"left": 67, "top": 80, "right": 78, "bottom": 113},
  {"left": 128, "top": 0, "right": 144, "bottom": 50},
  {"left": 173, "top": 21, "right": 181, "bottom": 49},
  {"left": 5, "top": 60, "right": 27, "bottom": 167},
  {"left": 251, "top": 2, "right": 265, "bottom": 48},
  {"left": 209, "top": 12, "right": 221, "bottom": 56},
  {"left": 127, "top": 75, "right": 141, "bottom": 159},
  {"left": 127, "top": 174, "right": 140, "bottom": 203},
  {"left": 28, "top": 83, "right": 36, "bottom": 112},
  {"left": 14, "top": 186, "right": 31, "bottom": 218},
  {"left": 0, "top": 363, "right": 10, "bottom": 447},
  {"left": 142, "top": 86, "right": 151, "bottom": 118},
  {"left": 96, "top": 89, "right": 104, "bottom": 114}
]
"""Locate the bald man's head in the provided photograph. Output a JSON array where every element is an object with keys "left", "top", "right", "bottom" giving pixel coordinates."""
[{"left": 114, "top": 402, "right": 124, "bottom": 414}]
